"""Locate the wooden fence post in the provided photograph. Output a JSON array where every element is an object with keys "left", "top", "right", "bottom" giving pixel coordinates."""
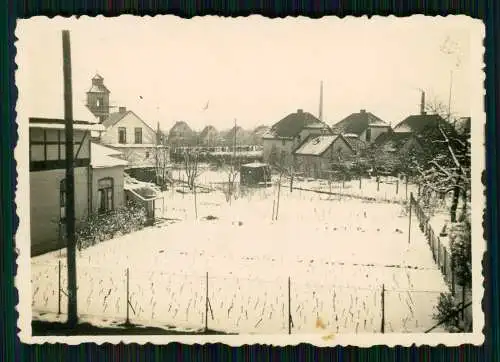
[
  {"left": 405, "top": 175, "right": 408, "bottom": 200},
  {"left": 288, "top": 276, "right": 292, "bottom": 335},
  {"left": 205, "top": 272, "right": 209, "bottom": 332},
  {"left": 396, "top": 179, "right": 399, "bottom": 194},
  {"left": 381, "top": 284, "right": 385, "bottom": 333},
  {"left": 377, "top": 177, "right": 380, "bottom": 191},
  {"left": 359, "top": 177, "right": 362, "bottom": 189},
  {"left": 126, "top": 267, "right": 130, "bottom": 325},
  {"left": 437, "top": 237, "right": 441, "bottom": 266},
  {"left": 58, "top": 260, "right": 61, "bottom": 315}
]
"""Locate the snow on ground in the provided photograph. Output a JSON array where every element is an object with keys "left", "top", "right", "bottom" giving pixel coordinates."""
[
  {"left": 290, "top": 176, "right": 419, "bottom": 203},
  {"left": 32, "top": 183, "right": 448, "bottom": 334}
]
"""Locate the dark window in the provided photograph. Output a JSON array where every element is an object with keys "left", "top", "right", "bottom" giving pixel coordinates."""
[
  {"left": 134, "top": 127, "right": 143, "bottom": 144},
  {"left": 60, "top": 179, "right": 66, "bottom": 221},
  {"left": 118, "top": 127, "right": 127, "bottom": 144},
  {"left": 145, "top": 151, "right": 150, "bottom": 158},
  {"left": 282, "top": 139, "right": 286, "bottom": 146},
  {"left": 29, "top": 129, "right": 84, "bottom": 164},
  {"left": 366, "top": 128, "right": 372, "bottom": 142},
  {"left": 98, "top": 178, "right": 114, "bottom": 213}
]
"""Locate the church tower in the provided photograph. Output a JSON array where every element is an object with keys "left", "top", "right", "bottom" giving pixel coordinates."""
[{"left": 86, "top": 73, "right": 111, "bottom": 123}]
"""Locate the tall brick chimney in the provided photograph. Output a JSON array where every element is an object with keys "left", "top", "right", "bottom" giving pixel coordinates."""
[{"left": 420, "top": 91, "right": 426, "bottom": 115}]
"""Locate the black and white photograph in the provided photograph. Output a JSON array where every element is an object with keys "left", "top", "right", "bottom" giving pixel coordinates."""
[{"left": 15, "top": 15, "right": 485, "bottom": 346}]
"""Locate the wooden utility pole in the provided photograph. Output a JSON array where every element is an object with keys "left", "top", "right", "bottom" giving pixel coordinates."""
[
  {"left": 63, "top": 30, "right": 78, "bottom": 327},
  {"left": 381, "top": 284, "right": 385, "bottom": 333},
  {"left": 205, "top": 272, "right": 209, "bottom": 332},
  {"left": 288, "top": 276, "right": 292, "bottom": 334}
]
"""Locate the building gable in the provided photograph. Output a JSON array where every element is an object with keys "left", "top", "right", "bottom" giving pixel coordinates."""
[{"left": 101, "top": 111, "right": 157, "bottom": 145}]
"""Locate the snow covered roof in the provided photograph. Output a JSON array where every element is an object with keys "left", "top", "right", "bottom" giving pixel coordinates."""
[
  {"left": 29, "top": 118, "right": 105, "bottom": 132},
  {"left": 91, "top": 142, "right": 128, "bottom": 169},
  {"left": 124, "top": 177, "right": 162, "bottom": 201},
  {"left": 241, "top": 162, "right": 269, "bottom": 168},
  {"left": 294, "top": 135, "right": 343, "bottom": 156}
]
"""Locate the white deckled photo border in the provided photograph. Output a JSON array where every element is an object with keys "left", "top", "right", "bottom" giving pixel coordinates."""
[{"left": 14, "top": 14, "right": 486, "bottom": 347}]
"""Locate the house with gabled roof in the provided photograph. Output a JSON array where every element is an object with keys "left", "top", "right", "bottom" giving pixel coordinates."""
[
  {"left": 84, "top": 74, "right": 168, "bottom": 169},
  {"left": 168, "top": 120, "right": 197, "bottom": 147},
  {"left": 372, "top": 109, "right": 458, "bottom": 175},
  {"left": 292, "top": 134, "right": 355, "bottom": 178},
  {"left": 331, "top": 109, "right": 391, "bottom": 145},
  {"left": 198, "top": 125, "right": 221, "bottom": 146},
  {"left": 262, "top": 109, "right": 332, "bottom": 166},
  {"left": 96, "top": 106, "right": 166, "bottom": 168}
]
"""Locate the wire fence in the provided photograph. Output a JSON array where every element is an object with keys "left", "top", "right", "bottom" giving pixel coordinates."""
[
  {"left": 409, "top": 193, "right": 472, "bottom": 326},
  {"left": 282, "top": 175, "right": 419, "bottom": 204},
  {"left": 32, "top": 260, "right": 446, "bottom": 334}
]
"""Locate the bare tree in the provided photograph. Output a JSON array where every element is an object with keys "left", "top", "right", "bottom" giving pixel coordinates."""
[
  {"left": 225, "top": 119, "right": 240, "bottom": 204},
  {"left": 183, "top": 150, "right": 201, "bottom": 190},
  {"left": 412, "top": 119, "right": 470, "bottom": 223},
  {"left": 270, "top": 150, "right": 290, "bottom": 220}
]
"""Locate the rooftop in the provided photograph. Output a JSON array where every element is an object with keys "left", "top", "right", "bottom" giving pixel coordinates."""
[
  {"left": 241, "top": 162, "right": 269, "bottom": 168},
  {"left": 29, "top": 118, "right": 105, "bottom": 132},
  {"left": 331, "top": 109, "right": 389, "bottom": 135},
  {"left": 90, "top": 142, "right": 128, "bottom": 169},
  {"left": 392, "top": 114, "right": 445, "bottom": 134},
  {"left": 264, "top": 109, "right": 329, "bottom": 139},
  {"left": 294, "top": 134, "right": 343, "bottom": 156}
]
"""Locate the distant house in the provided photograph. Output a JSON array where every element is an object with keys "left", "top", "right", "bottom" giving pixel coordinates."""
[
  {"left": 373, "top": 112, "right": 456, "bottom": 174},
  {"left": 85, "top": 74, "right": 168, "bottom": 168},
  {"left": 97, "top": 106, "right": 165, "bottom": 168},
  {"left": 198, "top": 125, "right": 221, "bottom": 146},
  {"left": 263, "top": 109, "right": 331, "bottom": 167},
  {"left": 331, "top": 109, "right": 390, "bottom": 145},
  {"left": 251, "top": 125, "right": 270, "bottom": 146},
  {"left": 29, "top": 117, "right": 130, "bottom": 256},
  {"left": 293, "top": 134, "right": 355, "bottom": 178},
  {"left": 168, "top": 121, "right": 197, "bottom": 147},
  {"left": 221, "top": 125, "right": 250, "bottom": 146},
  {"left": 392, "top": 113, "right": 445, "bottom": 134}
]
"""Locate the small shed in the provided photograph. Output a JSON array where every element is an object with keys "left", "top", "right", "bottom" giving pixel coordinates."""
[
  {"left": 240, "top": 162, "right": 272, "bottom": 187},
  {"left": 124, "top": 179, "right": 164, "bottom": 225}
]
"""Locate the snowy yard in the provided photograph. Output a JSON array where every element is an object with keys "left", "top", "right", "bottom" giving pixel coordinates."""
[{"left": 32, "top": 183, "right": 449, "bottom": 334}]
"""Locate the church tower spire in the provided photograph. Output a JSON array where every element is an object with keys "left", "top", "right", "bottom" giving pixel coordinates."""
[{"left": 86, "top": 73, "right": 111, "bottom": 123}]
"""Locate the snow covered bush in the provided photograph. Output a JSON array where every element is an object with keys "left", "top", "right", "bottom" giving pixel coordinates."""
[
  {"left": 433, "top": 292, "right": 461, "bottom": 332},
  {"left": 76, "top": 201, "right": 147, "bottom": 250}
]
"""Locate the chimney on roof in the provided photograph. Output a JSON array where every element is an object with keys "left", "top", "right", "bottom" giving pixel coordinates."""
[
  {"left": 360, "top": 109, "right": 366, "bottom": 113},
  {"left": 297, "top": 109, "right": 303, "bottom": 114},
  {"left": 119, "top": 106, "right": 127, "bottom": 113},
  {"left": 420, "top": 90, "right": 426, "bottom": 115}
]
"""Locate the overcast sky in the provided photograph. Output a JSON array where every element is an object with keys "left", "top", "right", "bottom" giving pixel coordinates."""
[{"left": 16, "top": 15, "right": 483, "bottom": 132}]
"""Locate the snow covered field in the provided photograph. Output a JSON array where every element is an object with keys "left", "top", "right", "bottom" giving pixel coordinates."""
[{"left": 32, "top": 184, "right": 448, "bottom": 334}]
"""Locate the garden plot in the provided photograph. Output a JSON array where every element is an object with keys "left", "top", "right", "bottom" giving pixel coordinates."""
[
  {"left": 290, "top": 176, "right": 419, "bottom": 203},
  {"left": 32, "top": 187, "right": 448, "bottom": 334}
]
